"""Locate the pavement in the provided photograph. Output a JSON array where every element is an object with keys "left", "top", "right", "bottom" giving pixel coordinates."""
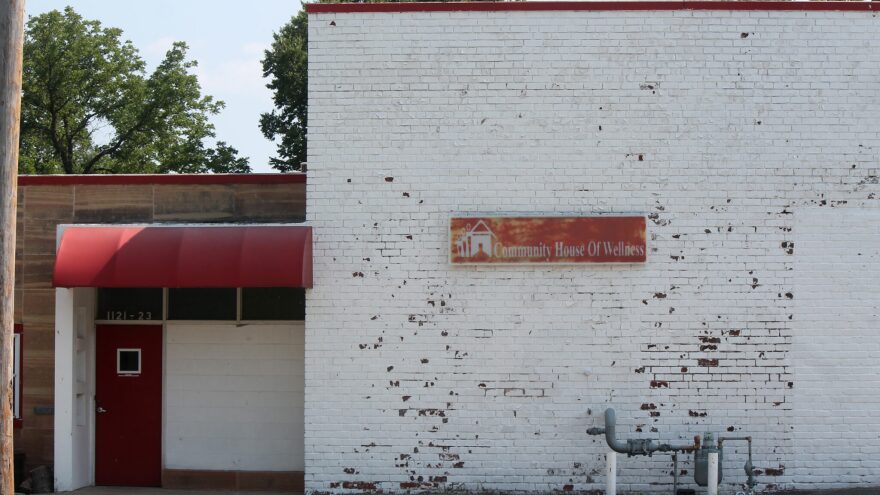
[
  {"left": 61, "top": 487, "right": 301, "bottom": 495},
  {"left": 57, "top": 485, "right": 880, "bottom": 495},
  {"left": 775, "top": 489, "right": 880, "bottom": 495}
]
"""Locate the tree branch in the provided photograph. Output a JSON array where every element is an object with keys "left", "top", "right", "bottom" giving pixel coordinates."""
[
  {"left": 47, "top": 106, "right": 72, "bottom": 174},
  {"left": 82, "top": 101, "right": 157, "bottom": 173}
]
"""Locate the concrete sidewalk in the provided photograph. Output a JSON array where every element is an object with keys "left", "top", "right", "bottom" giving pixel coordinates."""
[
  {"left": 61, "top": 487, "right": 301, "bottom": 495},
  {"left": 59, "top": 486, "right": 880, "bottom": 495},
  {"left": 776, "top": 489, "right": 880, "bottom": 495}
]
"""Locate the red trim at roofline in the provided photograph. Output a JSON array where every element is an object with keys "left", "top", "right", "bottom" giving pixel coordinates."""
[
  {"left": 307, "top": 1, "right": 876, "bottom": 13},
  {"left": 18, "top": 173, "right": 306, "bottom": 186}
]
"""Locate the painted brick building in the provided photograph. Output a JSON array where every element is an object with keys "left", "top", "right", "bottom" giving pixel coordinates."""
[
  {"left": 305, "top": 2, "right": 880, "bottom": 494},
  {"left": 11, "top": 2, "right": 880, "bottom": 494}
]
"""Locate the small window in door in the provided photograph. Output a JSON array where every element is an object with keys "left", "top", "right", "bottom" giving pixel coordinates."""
[{"left": 117, "top": 349, "right": 141, "bottom": 375}]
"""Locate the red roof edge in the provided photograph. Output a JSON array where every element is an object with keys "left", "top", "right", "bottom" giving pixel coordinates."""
[
  {"left": 307, "top": 1, "right": 875, "bottom": 13},
  {"left": 18, "top": 173, "right": 306, "bottom": 186}
]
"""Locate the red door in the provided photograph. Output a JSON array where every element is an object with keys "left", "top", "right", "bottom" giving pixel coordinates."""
[{"left": 96, "top": 324, "right": 162, "bottom": 486}]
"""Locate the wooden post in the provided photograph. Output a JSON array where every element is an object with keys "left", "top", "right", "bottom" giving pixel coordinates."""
[{"left": 0, "top": 1, "right": 25, "bottom": 495}]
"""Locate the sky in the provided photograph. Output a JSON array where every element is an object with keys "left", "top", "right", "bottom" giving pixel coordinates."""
[{"left": 26, "top": 0, "right": 305, "bottom": 173}]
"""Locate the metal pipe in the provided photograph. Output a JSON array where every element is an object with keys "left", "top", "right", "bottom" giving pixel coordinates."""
[
  {"left": 672, "top": 452, "right": 679, "bottom": 495},
  {"left": 747, "top": 439, "right": 755, "bottom": 491},
  {"left": 587, "top": 410, "right": 759, "bottom": 494},
  {"left": 708, "top": 452, "right": 719, "bottom": 495},
  {"left": 720, "top": 436, "right": 757, "bottom": 492},
  {"left": 719, "top": 436, "right": 752, "bottom": 443},
  {"left": 603, "top": 408, "right": 633, "bottom": 454},
  {"left": 656, "top": 441, "right": 699, "bottom": 453},
  {"left": 606, "top": 451, "right": 616, "bottom": 495},
  {"left": 588, "top": 408, "right": 699, "bottom": 455}
]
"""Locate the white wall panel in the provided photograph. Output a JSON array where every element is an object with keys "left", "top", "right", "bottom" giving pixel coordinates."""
[
  {"left": 164, "top": 322, "right": 304, "bottom": 471},
  {"left": 791, "top": 209, "right": 880, "bottom": 488}
]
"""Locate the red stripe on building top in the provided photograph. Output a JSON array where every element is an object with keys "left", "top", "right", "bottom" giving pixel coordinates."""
[
  {"left": 18, "top": 173, "right": 306, "bottom": 186},
  {"left": 306, "top": 1, "right": 875, "bottom": 14}
]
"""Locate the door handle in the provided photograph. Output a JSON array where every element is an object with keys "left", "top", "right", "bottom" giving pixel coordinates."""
[{"left": 96, "top": 406, "right": 107, "bottom": 413}]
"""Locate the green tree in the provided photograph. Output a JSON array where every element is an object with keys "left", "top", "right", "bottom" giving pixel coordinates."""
[
  {"left": 20, "top": 7, "right": 250, "bottom": 174},
  {"left": 262, "top": 1, "right": 500, "bottom": 172},
  {"left": 260, "top": 10, "right": 307, "bottom": 172}
]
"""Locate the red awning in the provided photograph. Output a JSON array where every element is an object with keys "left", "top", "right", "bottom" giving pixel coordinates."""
[{"left": 53, "top": 226, "right": 312, "bottom": 288}]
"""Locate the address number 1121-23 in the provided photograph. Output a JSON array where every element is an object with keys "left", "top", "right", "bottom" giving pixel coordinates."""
[{"left": 104, "top": 311, "right": 152, "bottom": 321}]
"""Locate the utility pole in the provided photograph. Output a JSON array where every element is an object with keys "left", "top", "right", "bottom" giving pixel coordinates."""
[{"left": 0, "top": 2, "right": 25, "bottom": 495}]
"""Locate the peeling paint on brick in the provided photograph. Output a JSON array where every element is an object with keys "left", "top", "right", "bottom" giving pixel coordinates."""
[{"left": 306, "top": 7, "right": 880, "bottom": 494}]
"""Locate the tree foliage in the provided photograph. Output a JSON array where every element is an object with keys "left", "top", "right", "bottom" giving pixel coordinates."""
[
  {"left": 20, "top": 7, "right": 249, "bottom": 174},
  {"left": 261, "top": 0, "right": 500, "bottom": 172},
  {"left": 260, "top": 11, "right": 308, "bottom": 172}
]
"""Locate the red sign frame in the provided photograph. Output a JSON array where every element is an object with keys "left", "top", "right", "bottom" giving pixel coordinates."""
[{"left": 450, "top": 216, "right": 646, "bottom": 264}]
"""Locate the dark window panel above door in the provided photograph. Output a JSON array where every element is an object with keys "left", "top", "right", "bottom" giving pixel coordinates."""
[
  {"left": 242, "top": 288, "right": 305, "bottom": 321},
  {"left": 97, "top": 288, "right": 163, "bottom": 321},
  {"left": 167, "top": 288, "right": 236, "bottom": 320}
]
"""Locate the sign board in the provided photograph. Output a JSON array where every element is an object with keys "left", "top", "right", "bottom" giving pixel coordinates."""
[{"left": 450, "top": 216, "right": 646, "bottom": 264}]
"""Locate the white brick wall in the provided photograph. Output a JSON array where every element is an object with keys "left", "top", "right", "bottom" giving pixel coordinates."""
[
  {"left": 306, "top": 8, "right": 880, "bottom": 493},
  {"left": 791, "top": 209, "right": 880, "bottom": 488},
  {"left": 165, "top": 323, "right": 304, "bottom": 471}
]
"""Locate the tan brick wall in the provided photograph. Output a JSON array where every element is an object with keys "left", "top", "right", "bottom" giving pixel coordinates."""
[{"left": 13, "top": 179, "right": 305, "bottom": 469}]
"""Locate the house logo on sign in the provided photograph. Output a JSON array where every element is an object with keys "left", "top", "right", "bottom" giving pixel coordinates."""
[{"left": 455, "top": 220, "right": 496, "bottom": 258}]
